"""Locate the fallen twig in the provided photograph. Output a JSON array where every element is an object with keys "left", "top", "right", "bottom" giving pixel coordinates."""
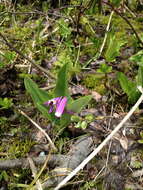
[
  {"left": 0, "top": 155, "right": 67, "bottom": 170},
  {"left": 54, "top": 89, "right": 143, "bottom": 190},
  {"left": 0, "top": 135, "right": 94, "bottom": 189}
]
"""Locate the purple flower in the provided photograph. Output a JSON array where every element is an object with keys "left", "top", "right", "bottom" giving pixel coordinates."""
[{"left": 44, "top": 97, "right": 67, "bottom": 117}]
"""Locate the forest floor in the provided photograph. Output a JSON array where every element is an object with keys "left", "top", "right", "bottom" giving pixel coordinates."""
[{"left": 0, "top": 1, "right": 143, "bottom": 190}]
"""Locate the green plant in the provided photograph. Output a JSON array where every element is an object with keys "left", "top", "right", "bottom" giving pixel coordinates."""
[
  {"left": 58, "top": 18, "right": 72, "bottom": 38},
  {"left": 129, "top": 50, "right": 143, "bottom": 66},
  {"left": 97, "top": 63, "right": 112, "bottom": 74},
  {"left": 117, "top": 72, "right": 140, "bottom": 103},
  {"left": 81, "top": 181, "right": 97, "bottom": 190},
  {"left": 8, "top": 139, "right": 35, "bottom": 158},
  {"left": 0, "top": 116, "right": 8, "bottom": 125},
  {"left": 110, "top": 0, "right": 122, "bottom": 7},
  {"left": 0, "top": 51, "right": 16, "bottom": 68},
  {"left": 0, "top": 171, "right": 9, "bottom": 182},
  {"left": 105, "top": 33, "right": 126, "bottom": 62},
  {"left": 0, "top": 98, "right": 13, "bottom": 109},
  {"left": 138, "top": 131, "right": 143, "bottom": 144},
  {"left": 75, "top": 120, "right": 88, "bottom": 130},
  {"left": 118, "top": 50, "right": 143, "bottom": 103},
  {"left": 24, "top": 63, "right": 92, "bottom": 128},
  {"left": 72, "top": 114, "right": 94, "bottom": 130}
]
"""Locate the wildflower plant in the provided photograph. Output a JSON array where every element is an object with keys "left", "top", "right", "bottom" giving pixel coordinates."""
[{"left": 24, "top": 64, "right": 92, "bottom": 127}]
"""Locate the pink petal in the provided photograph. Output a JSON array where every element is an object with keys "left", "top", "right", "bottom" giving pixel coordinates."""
[
  {"left": 55, "top": 97, "right": 67, "bottom": 117},
  {"left": 49, "top": 104, "right": 54, "bottom": 113}
]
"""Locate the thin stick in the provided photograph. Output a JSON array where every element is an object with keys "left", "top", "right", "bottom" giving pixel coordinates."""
[
  {"left": 0, "top": 32, "right": 56, "bottom": 79},
  {"left": 18, "top": 109, "right": 57, "bottom": 152},
  {"left": 54, "top": 91, "right": 143, "bottom": 190}
]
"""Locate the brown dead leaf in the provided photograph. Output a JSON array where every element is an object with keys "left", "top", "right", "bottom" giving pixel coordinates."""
[
  {"left": 91, "top": 91, "right": 102, "bottom": 102},
  {"left": 119, "top": 136, "right": 128, "bottom": 150},
  {"left": 70, "top": 85, "right": 89, "bottom": 95}
]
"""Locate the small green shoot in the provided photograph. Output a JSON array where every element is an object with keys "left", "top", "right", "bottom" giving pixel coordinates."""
[
  {"left": 138, "top": 131, "right": 143, "bottom": 144},
  {"left": 105, "top": 33, "right": 126, "bottom": 62},
  {"left": 58, "top": 19, "right": 71, "bottom": 38},
  {"left": 97, "top": 63, "right": 112, "bottom": 74},
  {"left": 129, "top": 50, "right": 143, "bottom": 66},
  {"left": 0, "top": 51, "right": 16, "bottom": 68},
  {"left": 118, "top": 50, "right": 143, "bottom": 103},
  {"left": 110, "top": 0, "right": 122, "bottom": 7},
  {"left": 0, "top": 98, "right": 13, "bottom": 109},
  {"left": 117, "top": 72, "right": 140, "bottom": 103}
]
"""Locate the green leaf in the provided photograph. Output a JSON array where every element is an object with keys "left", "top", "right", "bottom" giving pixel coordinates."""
[
  {"left": 129, "top": 50, "right": 143, "bottom": 66},
  {"left": 60, "top": 95, "right": 92, "bottom": 127},
  {"left": 24, "top": 77, "right": 51, "bottom": 104},
  {"left": 67, "top": 95, "right": 92, "bottom": 113},
  {"left": 137, "top": 66, "right": 143, "bottom": 86},
  {"left": 36, "top": 103, "right": 53, "bottom": 121},
  {"left": 60, "top": 113, "right": 71, "bottom": 127},
  {"left": 140, "top": 131, "right": 143, "bottom": 138},
  {"left": 54, "top": 63, "right": 70, "bottom": 98},
  {"left": 97, "top": 63, "right": 112, "bottom": 74},
  {"left": 58, "top": 19, "right": 71, "bottom": 38},
  {"left": 110, "top": 0, "right": 122, "bottom": 7},
  {"left": 0, "top": 171, "right": 9, "bottom": 181},
  {"left": 74, "top": 121, "right": 81, "bottom": 128},
  {"left": 117, "top": 72, "right": 139, "bottom": 103},
  {"left": 24, "top": 77, "right": 53, "bottom": 121},
  {"left": 81, "top": 121, "right": 88, "bottom": 130},
  {"left": 105, "top": 34, "right": 125, "bottom": 62},
  {"left": 0, "top": 98, "right": 13, "bottom": 109},
  {"left": 138, "top": 139, "right": 143, "bottom": 144}
]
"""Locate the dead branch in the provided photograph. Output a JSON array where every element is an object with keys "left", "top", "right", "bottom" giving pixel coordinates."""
[{"left": 0, "top": 155, "right": 67, "bottom": 170}]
